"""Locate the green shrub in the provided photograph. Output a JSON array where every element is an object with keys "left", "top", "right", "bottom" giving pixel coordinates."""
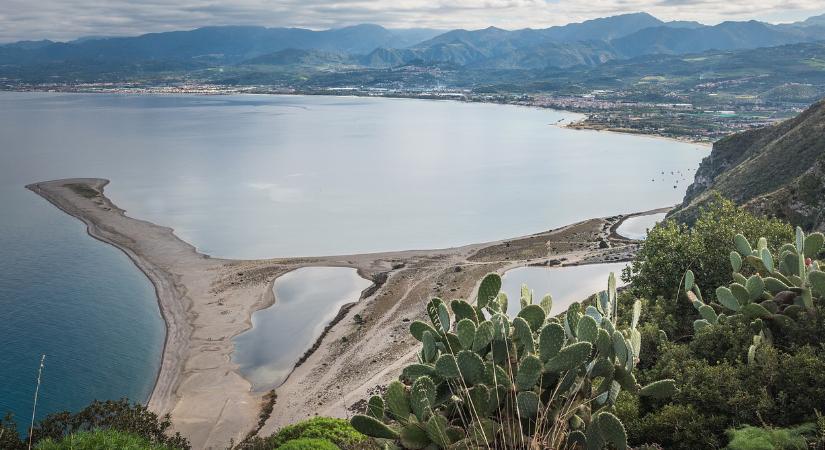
[
  {"left": 29, "top": 399, "right": 189, "bottom": 449},
  {"left": 0, "top": 413, "right": 25, "bottom": 450},
  {"left": 635, "top": 404, "right": 727, "bottom": 450},
  {"left": 35, "top": 429, "right": 174, "bottom": 450},
  {"left": 623, "top": 196, "right": 792, "bottom": 338},
  {"left": 234, "top": 417, "right": 372, "bottom": 450},
  {"left": 725, "top": 424, "right": 813, "bottom": 450},
  {"left": 277, "top": 438, "right": 340, "bottom": 450},
  {"left": 623, "top": 211, "right": 825, "bottom": 448}
]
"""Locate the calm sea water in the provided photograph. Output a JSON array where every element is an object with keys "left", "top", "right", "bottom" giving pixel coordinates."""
[
  {"left": 0, "top": 182, "right": 164, "bottom": 429},
  {"left": 0, "top": 92, "right": 707, "bottom": 427}
]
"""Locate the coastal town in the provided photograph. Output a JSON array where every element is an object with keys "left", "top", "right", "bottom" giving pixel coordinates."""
[{"left": 3, "top": 79, "right": 805, "bottom": 143}]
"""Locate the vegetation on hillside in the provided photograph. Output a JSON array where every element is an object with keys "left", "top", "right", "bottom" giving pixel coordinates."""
[
  {"left": 34, "top": 429, "right": 175, "bottom": 450},
  {"left": 239, "top": 417, "right": 373, "bottom": 449},
  {"left": 617, "top": 200, "right": 825, "bottom": 449},
  {"left": 671, "top": 98, "right": 825, "bottom": 229},
  {"left": 344, "top": 197, "right": 825, "bottom": 449},
  {"left": 0, "top": 399, "right": 189, "bottom": 450}
]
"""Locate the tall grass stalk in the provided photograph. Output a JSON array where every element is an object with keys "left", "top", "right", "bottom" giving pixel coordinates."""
[{"left": 28, "top": 354, "right": 45, "bottom": 450}]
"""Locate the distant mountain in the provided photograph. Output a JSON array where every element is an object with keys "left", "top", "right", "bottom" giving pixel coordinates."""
[
  {"left": 0, "top": 24, "right": 442, "bottom": 66},
  {"left": 360, "top": 13, "right": 666, "bottom": 69},
  {"left": 0, "top": 40, "right": 54, "bottom": 50},
  {"left": 362, "top": 13, "right": 825, "bottom": 70},
  {"left": 536, "top": 12, "right": 665, "bottom": 42},
  {"left": 3, "top": 12, "right": 825, "bottom": 79},
  {"left": 800, "top": 13, "right": 825, "bottom": 27},
  {"left": 361, "top": 26, "right": 617, "bottom": 69},
  {"left": 664, "top": 21, "right": 705, "bottom": 29},
  {"left": 613, "top": 20, "right": 823, "bottom": 58},
  {"left": 241, "top": 48, "right": 356, "bottom": 67},
  {"left": 670, "top": 98, "right": 825, "bottom": 230}
]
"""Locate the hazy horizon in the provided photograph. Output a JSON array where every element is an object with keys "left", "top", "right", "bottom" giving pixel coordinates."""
[{"left": 1, "top": 1, "right": 824, "bottom": 44}]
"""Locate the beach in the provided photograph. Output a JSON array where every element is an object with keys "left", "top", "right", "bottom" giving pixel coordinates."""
[{"left": 28, "top": 178, "right": 651, "bottom": 449}]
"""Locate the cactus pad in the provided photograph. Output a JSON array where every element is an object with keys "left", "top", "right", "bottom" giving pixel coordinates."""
[
  {"left": 516, "top": 390, "right": 540, "bottom": 418},
  {"left": 517, "top": 304, "right": 546, "bottom": 332},
  {"left": 351, "top": 414, "right": 399, "bottom": 439},
  {"left": 456, "top": 350, "right": 485, "bottom": 385},
  {"left": 516, "top": 355, "right": 543, "bottom": 391},
  {"left": 539, "top": 323, "right": 565, "bottom": 362},
  {"left": 477, "top": 273, "right": 501, "bottom": 309},
  {"left": 545, "top": 341, "right": 592, "bottom": 372},
  {"left": 639, "top": 379, "right": 677, "bottom": 399}
]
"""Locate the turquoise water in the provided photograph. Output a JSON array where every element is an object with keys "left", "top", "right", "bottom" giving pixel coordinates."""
[
  {"left": 501, "top": 263, "right": 630, "bottom": 317},
  {"left": 233, "top": 267, "right": 372, "bottom": 390},
  {"left": 0, "top": 92, "right": 706, "bottom": 426},
  {"left": 0, "top": 182, "right": 164, "bottom": 429}
]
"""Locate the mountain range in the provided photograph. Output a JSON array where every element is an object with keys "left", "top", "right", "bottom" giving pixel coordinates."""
[{"left": 2, "top": 11, "right": 825, "bottom": 78}]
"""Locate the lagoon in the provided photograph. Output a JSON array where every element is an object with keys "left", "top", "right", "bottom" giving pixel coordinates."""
[
  {"left": 232, "top": 267, "right": 372, "bottom": 390},
  {"left": 501, "top": 263, "right": 630, "bottom": 317},
  {"left": 616, "top": 213, "right": 668, "bottom": 240}
]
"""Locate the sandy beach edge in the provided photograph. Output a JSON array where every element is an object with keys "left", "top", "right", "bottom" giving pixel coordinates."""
[{"left": 25, "top": 179, "right": 189, "bottom": 415}]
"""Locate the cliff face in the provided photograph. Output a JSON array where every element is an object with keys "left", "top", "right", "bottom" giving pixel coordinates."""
[{"left": 671, "top": 98, "right": 825, "bottom": 230}]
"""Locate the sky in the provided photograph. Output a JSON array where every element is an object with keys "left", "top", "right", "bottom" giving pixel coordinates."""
[{"left": 1, "top": 0, "right": 824, "bottom": 43}]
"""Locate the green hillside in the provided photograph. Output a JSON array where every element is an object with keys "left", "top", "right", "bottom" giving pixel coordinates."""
[{"left": 671, "top": 98, "right": 825, "bottom": 229}]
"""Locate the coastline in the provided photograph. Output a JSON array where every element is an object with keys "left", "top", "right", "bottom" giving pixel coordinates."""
[
  {"left": 28, "top": 178, "right": 655, "bottom": 448},
  {"left": 3, "top": 89, "right": 713, "bottom": 146},
  {"left": 26, "top": 180, "right": 189, "bottom": 411}
]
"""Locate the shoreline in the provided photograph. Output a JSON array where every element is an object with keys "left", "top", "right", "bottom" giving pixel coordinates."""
[
  {"left": 26, "top": 180, "right": 188, "bottom": 411},
  {"left": 3, "top": 88, "right": 713, "bottom": 146},
  {"left": 27, "top": 178, "right": 659, "bottom": 448}
]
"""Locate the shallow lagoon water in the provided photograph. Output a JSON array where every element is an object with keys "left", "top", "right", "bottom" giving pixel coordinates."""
[
  {"left": 232, "top": 267, "right": 372, "bottom": 390},
  {"left": 501, "top": 263, "right": 630, "bottom": 317},
  {"left": 616, "top": 213, "right": 667, "bottom": 240},
  {"left": 0, "top": 92, "right": 705, "bottom": 423}
]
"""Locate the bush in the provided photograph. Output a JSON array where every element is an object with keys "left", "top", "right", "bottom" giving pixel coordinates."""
[
  {"left": 725, "top": 424, "right": 813, "bottom": 450},
  {"left": 623, "top": 196, "right": 792, "bottom": 338},
  {"left": 278, "top": 438, "right": 340, "bottom": 449},
  {"left": 622, "top": 207, "right": 825, "bottom": 448},
  {"left": 0, "top": 413, "right": 25, "bottom": 450},
  {"left": 35, "top": 429, "right": 174, "bottom": 450},
  {"left": 238, "top": 417, "right": 372, "bottom": 450},
  {"left": 29, "top": 399, "right": 189, "bottom": 449},
  {"left": 634, "top": 404, "right": 727, "bottom": 450}
]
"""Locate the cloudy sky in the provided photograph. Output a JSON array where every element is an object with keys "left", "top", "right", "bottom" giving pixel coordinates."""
[{"left": 2, "top": 0, "right": 824, "bottom": 43}]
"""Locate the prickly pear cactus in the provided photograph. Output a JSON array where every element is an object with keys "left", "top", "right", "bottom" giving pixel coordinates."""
[
  {"left": 686, "top": 227, "right": 824, "bottom": 361},
  {"left": 351, "top": 273, "right": 676, "bottom": 449}
]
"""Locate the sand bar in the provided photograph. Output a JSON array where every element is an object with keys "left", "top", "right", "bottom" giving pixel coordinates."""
[{"left": 28, "top": 178, "right": 649, "bottom": 449}]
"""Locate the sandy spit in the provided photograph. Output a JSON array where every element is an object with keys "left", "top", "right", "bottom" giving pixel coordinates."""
[{"left": 28, "top": 178, "right": 653, "bottom": 449}]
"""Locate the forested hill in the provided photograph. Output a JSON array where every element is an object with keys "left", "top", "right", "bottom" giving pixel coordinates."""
[{"left": 671, "top": 98, "right": 825, "bottom": 230}]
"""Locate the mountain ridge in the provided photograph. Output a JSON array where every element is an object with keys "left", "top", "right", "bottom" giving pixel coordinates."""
[{"left": 670, "top": 98, "right": 825, "bottom": 230}]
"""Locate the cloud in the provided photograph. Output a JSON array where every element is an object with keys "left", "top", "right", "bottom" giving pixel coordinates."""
[{"left": 1, "top": 0, "right": 823, "bottom": 42}]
